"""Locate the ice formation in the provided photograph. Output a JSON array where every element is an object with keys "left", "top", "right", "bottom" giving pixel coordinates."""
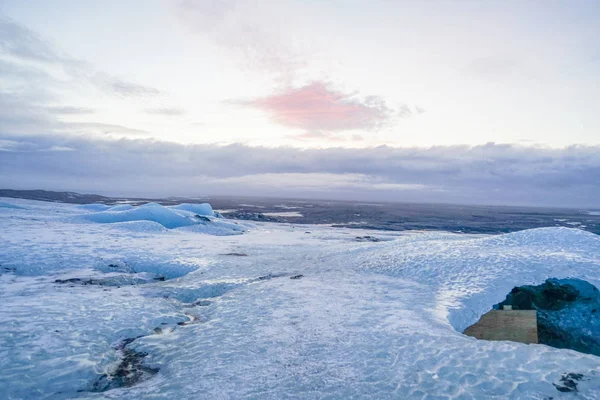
[
  {"left": 1, "top": 198, "right": 600, "bottom": 399},
  {"left": 79, "top": 202, "right": 234, "bottom": 231},
  {"left": 170, "top": 202, "right": 215, "bottom": 216}
]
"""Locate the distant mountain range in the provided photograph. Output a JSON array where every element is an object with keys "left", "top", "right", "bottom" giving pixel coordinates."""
[
  {"left": 2, "top": 189, "right": 599, "bottom": 235},
  {"left": 0, "top": 189, "right": 113, "bottom": 204}
]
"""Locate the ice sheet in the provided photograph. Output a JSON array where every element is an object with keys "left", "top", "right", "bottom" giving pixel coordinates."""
[{"left": 1, "top": 198, "right": 600, "bottom": 399}]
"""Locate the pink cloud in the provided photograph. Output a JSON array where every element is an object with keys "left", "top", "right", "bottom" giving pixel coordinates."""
[{"left": 242, "top": 82, "right": 393, "bottom": 132}]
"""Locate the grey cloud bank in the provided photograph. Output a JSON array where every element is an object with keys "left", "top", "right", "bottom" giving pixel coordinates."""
[{"left": 1, "top": 134, "right": 598, "bottom": 208}]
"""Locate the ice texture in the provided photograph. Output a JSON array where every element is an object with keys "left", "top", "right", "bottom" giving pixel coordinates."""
[
  {"left": 77, "top": 203, "right": 111, "bottom": 212},
  {"left": 0, "top": 201, "right": 25, "bottom": 209},
  {"left": 1, "top": 198, "right": 600, "bottom": 399},
  {"left": 81, "top": 203, "right": 198, "bottom": 229},
  {"left": 170, "top": 202, "right": 215, "bottom": 216},
  {"left": 78, "top": 202, "right": 234, "bottom": 231}
]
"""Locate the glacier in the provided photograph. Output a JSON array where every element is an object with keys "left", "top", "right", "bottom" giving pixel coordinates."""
[{"left": 1, "top": 197, "right": 600, "bottom": 399}]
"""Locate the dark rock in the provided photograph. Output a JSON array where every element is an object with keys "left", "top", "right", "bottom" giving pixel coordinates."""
[
  {"left": 496, "top": 278, "right": 600, "bottom": 356},
  {"left": 56, "top": 272, "right": 165, "bottom": 286},
  {"left": 102, "top": 262, "right": 136, "bottom": 274},
  {"left": 355, "top": 236, "right": 381, "bottom": 242},
  {"left": 55, "top": 278, "right": 100, "bottom": 285},
  {"left": 290, "top": 274, "right": 304, "bottom": 280},
  {"left": 504, "top": 279, "right": 581, "bottom": 311},
  {"left": 190, "top": 300, "right": 212, "bottom": 307},
  {"left": 55, "top": 278, "right": 82, "bottom": 283},
  {"left": 176, "top": 314, "right": 198, "bottom": 326},
  {"left": 225, "top": 212, "right": 280, "bottom": 222},
  {"left": 91, "top": 349, "right": 158, "bottom": 392},
  {"left": 195, "top": 214, "right": 212, "bottom": 222},
  {"left": 119, "top": 336, "right": 143, "bottom": 349},
  {"left": 90, "top": 336, "right": 158, "bottom": 392},
  {"left": 553, "top": 373, "right": 584, "bottom": 393},
  {"left": 222, "top": 252, "right": 249, "bottom": 257}
]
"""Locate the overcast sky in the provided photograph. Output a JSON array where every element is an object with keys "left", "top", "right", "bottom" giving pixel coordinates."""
[{"left": 1, "top": 1, "right": 599, "bottom": 207}]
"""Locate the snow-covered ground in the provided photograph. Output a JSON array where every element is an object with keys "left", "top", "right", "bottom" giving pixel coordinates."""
[{"left": 1, "top": 198, "right": 600, "bottom": 399}]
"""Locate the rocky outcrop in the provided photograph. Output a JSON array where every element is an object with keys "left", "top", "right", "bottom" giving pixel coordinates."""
[{"left": 495, "top": 278, "right": 600, "bottom": 356}]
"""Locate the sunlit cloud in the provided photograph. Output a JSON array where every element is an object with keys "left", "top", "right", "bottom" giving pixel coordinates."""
[{"left": 237, "top": 82, "right": 393, "bottom": 132}]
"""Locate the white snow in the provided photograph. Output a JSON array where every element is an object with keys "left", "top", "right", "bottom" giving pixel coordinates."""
[
  {"left": 1, "top": 198, "right": 600, "bottom": 399},
  {"left": 273, "top": 204, "right": 302, "bottom": 209},
  {"left": 262, "top": 211, "right": 304, "bottom": 217},
  {"left": 238, "top": 203, "right": 265, "bottom": 208}
]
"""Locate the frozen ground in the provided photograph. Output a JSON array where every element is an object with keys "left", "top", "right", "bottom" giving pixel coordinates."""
[{"left": 1, "top": 198, "right": 600, "bottom": 399}]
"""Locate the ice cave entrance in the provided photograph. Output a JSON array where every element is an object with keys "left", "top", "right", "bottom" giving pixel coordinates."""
[{"left": 464, "top": 278, "right": 600, "bottom": 356}]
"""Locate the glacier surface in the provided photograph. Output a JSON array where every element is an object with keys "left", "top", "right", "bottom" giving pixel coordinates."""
[{"left": 1, "top": 198, "right": 600, "bottom": 399}]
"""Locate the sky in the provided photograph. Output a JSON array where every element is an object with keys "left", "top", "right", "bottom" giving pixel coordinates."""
[{"left": 0, "top": 0, "right": 599, "bottom": 207}]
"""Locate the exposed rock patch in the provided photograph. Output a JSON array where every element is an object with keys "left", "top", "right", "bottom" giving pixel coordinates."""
[
  {"left": 355, "top": 236, "right": 381, "bottom": 242},
  {"left": 90, "top": 337, "right": 158, "bottom": 392},
  {"left": 225, "top": 212, "right": 280, "bottom": 222},
  {"left": 553, "top": 372, "right": 585, "bottom": 393},
  {"left": 495, "top": 278, "right": 600, "bottom": 356}
]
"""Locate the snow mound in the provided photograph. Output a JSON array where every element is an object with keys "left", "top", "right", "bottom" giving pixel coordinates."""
[
  {"left": 178, "top": 220, "right": 245, "bottom": 236},
  {"left": 108, "top": 204, "right": 135, "bottom": 212},
  {"left": 111, "top": 220, "right": 170, "bottom": 233},
  {"left": 82, "top": 204, "right": 199, "bottom": 229},
  {"left": 356, "top": 227, "right": 600, "bottom": 333},
  {"left": 0, "top": 201, "right": 25, "bottom": 209},
  {"left": 78, "top": 203, "right": 111, "bottom": 212},
  {"left": 170, "top": 203, "right": 215, "bottom": 216},
  {"left": 78, "top": 202, "right": 242, "bottom": 233}
]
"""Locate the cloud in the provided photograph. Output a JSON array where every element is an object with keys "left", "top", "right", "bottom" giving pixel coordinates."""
[
  {"left": 463, "top": 56, "right": 519, "bottom": 80},
  {"left": 174, "top": 2, "right": 415, "bottom": 128},
  {"left": 237, "top": 82, "right": 393, "bottom": 132},
  {"left": 0, "top": 16, "right": 173, "bottom": 138},
  {"left": 174, "top": 0, "right": 304, "bottom": 81},
  {"left": 0, "top": 16, "right": 73, "bottom": 64},
  {"left": 143, "top": 107, "right": 186, "bottom": 116},
  {"left": 0, "top": 133, "right": 599, "bottom": 207},
  {"left": 46, "top": 106, "right": 95, "bottom": 115},
  {"left": 63, "top": 122, "right": 148, "bottom": 136},
  {"left": 0, "top": 16, "right": 162, "bottom": 102},
  {"left": 397, "top": 104, "right": 412, "bottom": 118},
  {"left": 92, "top": 74, "right": 160, "bottom": 99},
  {"left": 0, "top": 92, "right": 145, "bottom": 136},
  {"left": 291, "top": 131, "right": 364, "bottom": 142}
]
